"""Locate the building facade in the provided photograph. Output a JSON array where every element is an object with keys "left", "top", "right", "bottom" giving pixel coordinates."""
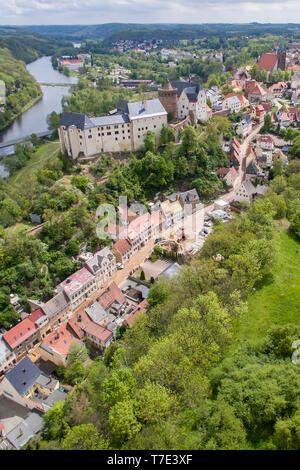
[{"left": 58, "top": 98, "right": 167, "bottom": 160}]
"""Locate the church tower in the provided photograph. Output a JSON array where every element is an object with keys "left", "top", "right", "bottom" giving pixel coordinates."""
[
  {"left": 277, "top": 40, "right": 286, "bottom": 71},
  {"left": 158, "top": 79, "right": 178, "bottom": 120}
]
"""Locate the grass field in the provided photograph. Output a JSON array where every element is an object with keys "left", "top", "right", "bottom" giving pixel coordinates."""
[
  {"left": 8, "top": 141, "right": 61, "bottom": 188},
  {"left": 234, "top": 225, "right": 300, "bottom": 344}
]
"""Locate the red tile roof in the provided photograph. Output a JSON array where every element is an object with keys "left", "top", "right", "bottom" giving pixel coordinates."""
[
  {"left": 258, "top": 53, "right": 278, "bottom": 72},
  {"left": 124, "top": 299, "right": 149, "bottom": 327},
  {"left": 82, "top": 322, "right": 113, "bottom": 343},
  {"left": 67, "top": 311, "right": 91, "bottom": 339},
  {"left": 27, "top": 309, "right": 44, "bottom": 324},
  {"left": 3, "top": 318, "right": 38, "bottom": 350},
  {"left": 113, "top": 238, "right": 132, "bottom": 255},
  {"left": 218, "top": 167, "right": 230, "bottom": 178},
  {"left": 98, "top": 282, "right": 126, "bottom": 310},
  {"left": 42, "top": 321, "right": 79, "bottom": 356}
]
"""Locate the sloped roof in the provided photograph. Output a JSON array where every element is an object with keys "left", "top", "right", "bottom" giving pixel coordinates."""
[
  {"left": 41, "top": 291, "right": 69, "bottom": 319},
  {"left": 113, "top": 238, "right": 132, "bottom": 255},
  {"left": 82, "top": 322, "right": 113, "bottom": 343},
  {"left": 59, "top": 267, "right": 95, "bottom": 297},
  {"left": 5, "top": 356, "right": 41, "bottom": 396},
  {"left": 58, "top": 112, "right": 94, "bottom": 130},
  {"left": 3, "top": 318, "right": 38, "bottom": 350},
  {"left": 98, "top": 282, "right": 126, "bottom": 310},
  {"left": 85, "top": 247, "right": 115, "bottom": 275},
  {"left": 171, "top": 81, "right": 203, "bottom": 99},
  {"left": 258, "top": 53, "right": 278, "bottom": 72},
  {"left": 127, "top": 98, "right": 167, "bottom": 119}
]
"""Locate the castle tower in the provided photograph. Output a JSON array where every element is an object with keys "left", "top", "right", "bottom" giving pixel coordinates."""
[
  {"left": 277, "top": 40, "right": 286, "bottom": 71},
  {"left": 158, "top": 79, "right": 178, "bottom": 120}
]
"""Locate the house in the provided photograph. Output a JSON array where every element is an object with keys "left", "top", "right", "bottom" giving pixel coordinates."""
[
  {"left": 245, "top": 80, "right": 268, "bottom": 102},
  {"left": 246, "top": 160, "right": 261, "bottom": 180},
  {"left": 57, "top": 267, "right": 97, "bottom": 309},
  {"left": 82, "top": 322, "right": 113, "bottom": 351},
  {"left": 234, "top": 180, "right": 257, "bottom": 202},
  {"left": 228, "top": 148, "right": 241, "bottom": 169},
  {"left": 251, "top": 104, "right": 266, "bottom": 123},
  {"left": 215, "top": 199, "right": 230, "bottom": 211},
  {"left": 160, "top": 198, "right": 184, "bottom": 229},
  {"left": 98, "top": 282, "right": 127, "bottom": 315},
  {"left": 0, "top": 334, "right": 16, "bottom": 376},
  {"left": 3, "top": 317, "right": 42, "bottom": 360},
  {"left": 236, "top": 114, "right": 252, "bottom": 137},
  {"left": 84, "top": 247, "right": 116, "bottom": 287},
  {"left": 268, "top": 82, "right": 288, "bottom": 97},
  {"left": 233, "top": 67, "right": 251, "bottom": 84},
  {"left": 179, "top": 188, "right": 202, "bottom": 214},
  {"left": 158, "top": 79, "right": 208, "bottom": 122},
  {"left": 85, "top": 301, "right": 112, "bottom": 327},
  {"left": 4, "top": 412, "right": 44, "bottom": 450},
  {"left": 112, "top": 238, "right": 134, "bottom": 265},
  {"left": 223, "top": 95, "right": 241, "bottom": 113},
  {"left": 0, "top": 356, "right": 60, "bottom": 412},
  {"left": 39, "top": 321, "right": 80, "bottom": 367},
  {"left": 218, "top": 167, "right": 238, "bottom": 187},
  {"left": 58, "top": 98, "right": 167, "bottom": 159},
  {"left": 41, "top": 291, "right": 72, "bottom": 332},
  {"left": 258, "top": 53, "right": 278, "bottom": 74},
  {"left": 256, "top": 135, "right": 274, "bottom": 151},
  {"left": 123, "top": 299, "right": 149, "bottom": 328}
]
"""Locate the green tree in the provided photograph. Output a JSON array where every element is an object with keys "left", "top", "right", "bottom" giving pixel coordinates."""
[{"left": 62, "top": 424, "right": 110, "bottom": 450}]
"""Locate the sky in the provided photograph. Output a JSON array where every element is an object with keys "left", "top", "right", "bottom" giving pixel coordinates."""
[{"left": 1, "top": 0, "right": 300, "bottom": 25}]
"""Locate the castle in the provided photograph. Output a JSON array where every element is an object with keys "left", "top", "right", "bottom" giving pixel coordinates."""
[
  {"left": 58, "top": 98, "right": 168, "bottom": 160},
  {"left": 158, "top": 79, "right": 208, "bottom": 123}
]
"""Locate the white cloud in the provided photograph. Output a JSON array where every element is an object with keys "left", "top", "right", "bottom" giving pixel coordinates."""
[{"left": 0, "top": 0, "right": 299, "bottom": 24}]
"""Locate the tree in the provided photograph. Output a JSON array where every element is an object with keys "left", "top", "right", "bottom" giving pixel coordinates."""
[
  {"left": 0, "top": 198, "right": 22, "bottom": 227},
  {"left": 275, "top": 199, "right": 287, "bottom": 219},
  {"left": 140, "top": 270, "right": 145, "bottom": 281},
  {"left": 263, "top": 114, "right": 272, "bottom": 132},
  {"left": 135, "top": 381, "right": 178, "bottom": 425},
  {"left": 62, "top": 424, "right": 110, "bottom": 450},
  {"left": 290, "top": 210, "right": 300, "bottom": 240},
  {"left": 109, "top": 400, "right": 141, "bottom": 443},
  {"left": 273, "top": 412, "right": 300, "bottom": 450},
  {"left": 181, "top": 126, "right": 198, "bottom": 155},
  {"left": 144, "top": 131, "right": 156, "bottom": 153}
]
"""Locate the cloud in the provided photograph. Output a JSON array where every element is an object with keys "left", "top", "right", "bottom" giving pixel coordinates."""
[{"left": 0, "top": 0, "right": 299, "bottom": 25}]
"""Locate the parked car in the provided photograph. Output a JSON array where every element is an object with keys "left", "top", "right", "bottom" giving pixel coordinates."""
[
  {"left": 116, "top": 262, "right": 124, "bottom": 269},
  {"left": 204, "top": 217, "right": 211, "bottom": 222},
  {"left": 203, "top": 228, "right": 209, "bottom": 234},
  {"left": 204, "top": 221, "right": 212, "bottom": 227},
  {"left": 199, "top": 230, "right": 206, "bottom": 237}
]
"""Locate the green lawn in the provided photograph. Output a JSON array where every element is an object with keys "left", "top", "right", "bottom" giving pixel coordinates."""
[
  {"left": 9, "top": 141, "right": 61, "bottom": 188},
  {"left": 235, "top": 227, "right": 300, "bottom": 343}
]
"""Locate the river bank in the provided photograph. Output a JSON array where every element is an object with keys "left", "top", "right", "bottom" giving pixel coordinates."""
[{"left": 0, "top": 91, "right": 43, "bottom": 134}]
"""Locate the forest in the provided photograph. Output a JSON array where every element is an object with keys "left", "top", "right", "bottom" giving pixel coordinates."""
[{"left": 0, "top": 48, "right": 42, "bottom": 131}]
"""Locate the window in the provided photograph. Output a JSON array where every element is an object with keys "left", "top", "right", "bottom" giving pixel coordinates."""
[{"left": 107, "top": 132, "right": 111, "bottom": 136}]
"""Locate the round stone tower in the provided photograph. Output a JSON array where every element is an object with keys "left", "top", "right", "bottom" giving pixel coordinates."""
[{"left": 158, "top": 79, "right": 178, "bottom": 120}]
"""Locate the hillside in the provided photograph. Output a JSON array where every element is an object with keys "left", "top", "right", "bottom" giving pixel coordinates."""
[{"left": 0, "top": 48, "right": 42, "bottom": 131}]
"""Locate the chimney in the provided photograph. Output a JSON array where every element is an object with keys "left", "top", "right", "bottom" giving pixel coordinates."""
[{"left": 142, "top": 100, "right": 147, "bottom": 111}]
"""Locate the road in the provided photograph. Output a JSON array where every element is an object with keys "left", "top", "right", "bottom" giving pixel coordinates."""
[{"left": 73, "top": 123, "right": 264, "bottom": 313}]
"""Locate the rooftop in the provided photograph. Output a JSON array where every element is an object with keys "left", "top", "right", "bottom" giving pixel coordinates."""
[
  {"left": 59, "top": 267, "right": 95, "bottom": 297},
  {"left": 3, "top": 318, "right": 38, "bottom": 350},
  {"left": 41, "top": 321, "right": 79, "bottom": 356},
  {"left": 5, "top": 356, "right": 41, "bottom": 396},
  {"left": 82, "top": 322, "right": 113, "bottom": 343}
]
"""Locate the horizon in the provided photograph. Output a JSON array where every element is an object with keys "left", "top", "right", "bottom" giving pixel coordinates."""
[{"left": 1, "top": 1, "right": 300, "bottom": 26}]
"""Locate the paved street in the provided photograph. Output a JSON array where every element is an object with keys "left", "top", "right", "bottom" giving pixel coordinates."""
[{"left": 74, "top": 123, "right": 264, "bottom": 313}]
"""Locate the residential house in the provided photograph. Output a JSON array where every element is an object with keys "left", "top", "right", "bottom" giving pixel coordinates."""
[
  {"left": 3, "top": 317, "right": 42, "bottom": 360},
  {"left": 57, "top": 267, "right": 97, "bottom": 309},
  {"left": 123, "top": 299, "right": 149, "bottom": 328},
  {"left": 112, "top": 238, "right": 134, "bottom": 265},
  {"left": 160, "top": 198, "right": 184, "bottom": 229},
  {"left": 234, "top": 181, "right": 268, "bottom": 203},
  {"left": 0, "top": 356, "right": 59, "bottom": 412},
  {"left": 236, "top": 114, "right": 252, "bottom": 137},
  {"left": 245, "top": 80, "right": 267, "bottom": 102},
  {"left": 41, "top": 291, "right": 72, "bottom": 332},
  {"left": 256, "top": 135, "right": 274, "bottom": 151},
  {"left": 3, "top": 412, "right": 44, "bottom": 450},
  {"left": 251, "top": 104, "right": 266, "bottom": 123},
  {"left": 84, "top": 247, "right": 116, "bottom": 287},
  {"left": 218, "top": 167, "right": 239, "bottom": 187},
  {"left": 98, "top": 282, "right": 127, "bottom": 315},
  {"left": 0, "top": 335, "right": 16, "bottom": 376},
  {"left": 222, "top": 95, "right": 241, "bottom": 113},
  {"left": 82, "top": 322, "right": 113, "bottom": 351},
  {"left": 39, "top": 321, "right": 80, "bottom": 367},
  {"left": 268, "top": 81, "right": 288, "bottom": 97}
]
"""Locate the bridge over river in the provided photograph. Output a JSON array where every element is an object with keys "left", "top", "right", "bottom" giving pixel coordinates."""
[{"left": 0, "top": 131, "right": 52, "bottom": 150}]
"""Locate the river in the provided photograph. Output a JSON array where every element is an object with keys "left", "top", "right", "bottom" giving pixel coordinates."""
[{"left": 0, "top": 56, "right": 78, "bottom": 176}]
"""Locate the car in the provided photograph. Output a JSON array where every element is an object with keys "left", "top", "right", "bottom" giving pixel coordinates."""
[
  {"left": 204, "top": 217, "right": 211, "bottom": 222},
  {"left": 203, "top": 228, "right": 209, "bottom": 234},
  {"left": 116, "top": 262, "right": 124, "bottom": 270},
  {"left": 199, "top": 230, "right": 206, "bottom": 237},
  {"left": 204, "top": 221, "right": 212, "bottom": 227}
]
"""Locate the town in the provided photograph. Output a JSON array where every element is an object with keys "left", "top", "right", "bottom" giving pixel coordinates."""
[{"left": 1, "top": 19, "right": 300, "bottom": 452}]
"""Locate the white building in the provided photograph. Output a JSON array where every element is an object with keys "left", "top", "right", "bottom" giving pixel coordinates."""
[
  {"left": 0, "top": 335, "right": 16, "bottom": 376},
  {"left": 57, "top": 267, "right": 97, "bottom": 309},
  {"left": 58, "top": 98, "right": 168, "bottom": 160},
  {"left": 84, "top": 247, "right": 116, "bottom": 287}
]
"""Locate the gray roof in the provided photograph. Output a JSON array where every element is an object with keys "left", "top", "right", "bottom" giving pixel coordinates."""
[
  {"left": 91, "top": 114, "right": 129, "bottom": 126},
  {"left": 242, "top": 180, "right": 256, "bottom": 195},
  {"left": 159, "top": 262, "right": 182, "bottom": 279},
  {"left": 84, "top": 247, "right": 115, "bottom": 276},
  {"left": 127, "top": 98, "right": 167, "bottom": 119},
  {"left": 43, "top": 389, "right": 66, "bottom": 409},
  {"left": 58, "top": 111, "right": 94, "bottom": 130},
  {"left": 42, "top": 291, "right": 69, "bottom": 319},
  {"left": 171, "top": 81, "right": 203, "bottom": 99},
  {"left": 180, "top": 188, "right": 200, "bottom": 203},
  {"left": 5, "top": 412, "right": 43, "bottom": 450},
  {"left": 5, "top": 357, "right": 41, "bottom": 396},
  {"left": 85, "top": 301, "right": 108, "bottom": 324}
]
